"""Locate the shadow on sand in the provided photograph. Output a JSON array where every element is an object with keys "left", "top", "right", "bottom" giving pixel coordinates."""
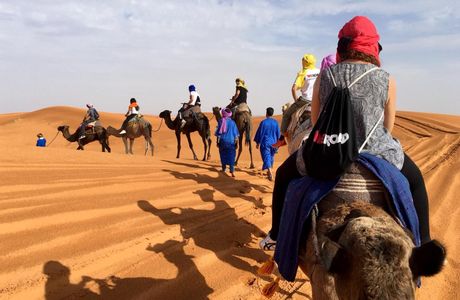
[
  {"left": 43, "top": 240, "right": 213, "bottom": 299},
  {"left": 138, "top": 185, "right": 268, "bottom": 275},
  {"left": 161, "top": 159, "right": 271, "bottom": 209}
]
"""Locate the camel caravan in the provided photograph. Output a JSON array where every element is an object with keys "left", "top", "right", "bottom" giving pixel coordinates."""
[{"left": 52, "top": 16, "right": 447, "bottom": 297}]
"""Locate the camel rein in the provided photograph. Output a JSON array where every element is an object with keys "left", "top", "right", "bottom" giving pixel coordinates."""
[
  {"left": 46, "top": 130, "right": 61, "bottom": 147},
  {"left": 152, "top": 118, "right": 163, "bottom": 132}
]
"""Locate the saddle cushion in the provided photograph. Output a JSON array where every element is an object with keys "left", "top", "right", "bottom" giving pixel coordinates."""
[
  {"left": 85, "top": 121, "right": 98, "bottom": 129},
  {"left": 236, "top": 103, "right": 251, "bottom": 114},
  {"left": 274, "top": 153, "right": 420, "bottom": 281}
]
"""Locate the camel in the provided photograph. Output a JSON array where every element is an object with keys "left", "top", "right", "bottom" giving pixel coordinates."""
[
  {"left": 106, "top": 118, "right": 154, "bottom": 156},
  {"left": 159, "top": 110, "right": 211, "bottom": 161},
  {"left": 212, "top": 107, "right": 254, "bottom": 168},
  {"left": 281, "top": 101, "right": 313, "bottom": 154},
  {"left": 57, "top": 124, "right": 111, "bottom": 152},
  {"left": 297, "top": 163, "right": 445, "bottom": 300}
]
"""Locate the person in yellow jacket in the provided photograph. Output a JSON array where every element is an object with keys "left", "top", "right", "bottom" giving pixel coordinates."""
[{"left": 273, "top": 54, "right": 319, "bottom": 148}]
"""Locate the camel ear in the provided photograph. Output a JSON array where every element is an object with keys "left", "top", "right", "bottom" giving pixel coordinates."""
[
  {"left": 409, "top": 240, "right": 446, "bottom": 278},
  {"left": 322, "top": 223, "right": 349, "bottom": 274}
]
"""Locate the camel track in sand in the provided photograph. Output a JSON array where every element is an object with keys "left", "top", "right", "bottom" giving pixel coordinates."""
[{"left": 0, "top": 107, "right": 458, "bottom": 299}]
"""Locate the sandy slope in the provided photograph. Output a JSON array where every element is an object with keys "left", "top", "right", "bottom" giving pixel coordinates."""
[{"left": 0, "top": 107, "right": 458, "bottom": 299}]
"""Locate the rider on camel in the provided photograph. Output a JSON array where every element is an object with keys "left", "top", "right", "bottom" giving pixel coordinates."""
[
  {"left": 179, "top": 84, "right": 201, "bottom": 128},
  {"left": 78, "top": 104, "right": 100, "bottom": 140},
  {"left": 119, "top": 98, "right": 140, "bottom": 135},
  {"left": 227, "top": 78, "right": 248, "bottom": 118},
  {"left": 273, "top": 54, "right": 319, "bottom": 148}
]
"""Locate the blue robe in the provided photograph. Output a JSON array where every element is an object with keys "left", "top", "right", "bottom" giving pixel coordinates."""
[
  {"left": 36, "top": 138, "right": 46, "bottom": 147},
  {"left": 215, "top": 119, "right": 239, "bottom": 170},
  {"left": 254, "top": 118, "right": 280, "bottom": 170}
]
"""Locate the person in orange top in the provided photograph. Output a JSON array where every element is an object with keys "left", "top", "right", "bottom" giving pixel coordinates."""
[{"left": 119, "top": 98, "right": 140, "bottom": 135}]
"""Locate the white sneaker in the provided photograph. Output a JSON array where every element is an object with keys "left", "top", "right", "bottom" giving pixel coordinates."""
[
  {"left": 259, "top": 234, "right": 276, "bottom": 251},
  {"left": 119, "top": 130, "right": 126, "bottom": 134}
]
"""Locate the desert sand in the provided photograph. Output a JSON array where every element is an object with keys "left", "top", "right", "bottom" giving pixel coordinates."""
[{"left": 0, "top": 106, "right": 459, "bottom": 299}]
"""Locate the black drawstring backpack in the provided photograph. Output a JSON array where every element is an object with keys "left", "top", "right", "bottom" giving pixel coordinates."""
[{"left": 302, "top": 67, "right": 383, "bottom": 180}]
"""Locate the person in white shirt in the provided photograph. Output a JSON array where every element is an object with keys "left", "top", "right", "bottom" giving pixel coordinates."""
[
  {"left": 119, "top": 98, "right": 140, "bottom": 134},
  {"left": 179, "top": 84, "right": 201, "bottom": 128}
]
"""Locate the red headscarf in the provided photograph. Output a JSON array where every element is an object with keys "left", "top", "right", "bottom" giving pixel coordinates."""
[{"left": 337, "top": 16, "right": 381, "bottom": 66}]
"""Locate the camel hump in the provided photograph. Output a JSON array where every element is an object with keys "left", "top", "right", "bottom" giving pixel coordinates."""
[{"left": 127, "top": 117, "right": 150, "bottom": 130}]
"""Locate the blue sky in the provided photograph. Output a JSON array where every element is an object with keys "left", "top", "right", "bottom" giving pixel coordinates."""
[{"left": 0, "top": 0, "right": 459, "bottom": 116}]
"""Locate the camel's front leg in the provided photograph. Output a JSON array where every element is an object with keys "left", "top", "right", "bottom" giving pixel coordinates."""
[
  {"left": 176, "top": 131, "right": 181, "bottom": 158},
  {"left": 235, "top": 136, "right": 243, "bottom": 166},
  {"left": 201, "top": 134, "right": 208, "bottom": 161},
  {"left": 185, "top": 132, "right": 198, "bottom": 160},
  {"left": 206, "top": 137, "right": 212, "bottom": 160}
]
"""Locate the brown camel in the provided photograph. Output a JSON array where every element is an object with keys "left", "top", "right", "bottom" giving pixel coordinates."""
[
  {"left": 57, "top": 124, "right": 111, "bottom": 152},
  {"left": 297, "top": 164, "right": 445, "bottom": 300},
  {"left": 212, "top": 107, "right": 254, "bottom": 168},
  {"left": 107, "top": 119, "right": 153, "bottom": 156},
  {"left": 159, "top": 110, "right": 211, "bottom": 161},
  {"left": 281, "top": 101, "right": 312, "bottom": 154}
]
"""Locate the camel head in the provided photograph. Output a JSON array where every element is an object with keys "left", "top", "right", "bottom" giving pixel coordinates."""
[
  {"left": 57, "top": 125, "right": 69, "bottom": 132},
  {"left": 321, "top": 211, "right": 445, "bottom": 299},
  {"left": 212, "top": 107, "right": 221, "bottom": 115},
  {"left": 282, "top": 101, "right": 293, "bottom": 114},
  {"left": 159, "top": 110, "right": 172, "bottom": 119}
]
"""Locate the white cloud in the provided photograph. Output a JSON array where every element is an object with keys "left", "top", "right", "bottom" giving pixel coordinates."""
[{"left": 0, "top": 0, "right": 458, "bottom": 115}]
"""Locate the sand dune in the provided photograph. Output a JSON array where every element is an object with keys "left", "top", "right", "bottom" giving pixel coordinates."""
[{"left": 0, "top": 106, "right": 458, "bottom": 299}]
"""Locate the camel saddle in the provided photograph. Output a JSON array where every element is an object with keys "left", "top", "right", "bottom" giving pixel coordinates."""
[
  {"left": 274, "top": 153, "right": 420, "bottom": 281},
  {"left": 235, "top": 103, "right": 251, "bottom": 115},
  {"left": 84, "top": 120, "right": 101, "bottom": 130},
  {"left": 183, "top": 106, "right": 207, "bottom": 124},
  {"left": 127, "top": 115, "right": 144, "bottom": 124}
]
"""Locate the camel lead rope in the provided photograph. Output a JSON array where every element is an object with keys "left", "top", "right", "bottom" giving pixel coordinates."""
[
  {"left": 46, "top": 130, "right": 61, "bottom": 147},
  {"left": 152, "top": 118, "right": 163, "bottom": 132},
  {"left": 311, "top": 205, "right": 321, "bottom": 259}
]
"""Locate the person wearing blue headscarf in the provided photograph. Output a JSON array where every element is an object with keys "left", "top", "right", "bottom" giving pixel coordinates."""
[
  {"left": 215, "top": 108, "right": 239, "bottom": 177},
  {"left": 254, "top": 107, "right": 280, "bottom": 180},
  {"left": 179, "top": 84, "right": 202, "bottom": 128}
]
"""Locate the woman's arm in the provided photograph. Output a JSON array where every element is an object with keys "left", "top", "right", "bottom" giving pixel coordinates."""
[
  {"left": 311, "top": 74, "right": 322, "bottom": 126},
  {"left": 187, "top": 93, "right": 195, "bottom": 105},
  {"left": 231, "top": 88, "right": 240, "bottom": 102},
  {"left": 291, "top": 84, "right": 298, "bottom": 101},
  {"left": 384, "top": 76, "right": 397, "bottom": 132}
]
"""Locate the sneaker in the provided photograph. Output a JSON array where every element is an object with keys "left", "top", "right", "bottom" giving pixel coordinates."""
[
  {"left": 79, "top": 135, "right": 86, "bottom": 140},
  {"left": 119, "top": 130, "right": 126, "bottom": 134},
  {"left": 259, "top": 234, "right": 276, "bottom": 251},
  {"left": 272, "top": 139, "right": 286, "bottom": 148}
]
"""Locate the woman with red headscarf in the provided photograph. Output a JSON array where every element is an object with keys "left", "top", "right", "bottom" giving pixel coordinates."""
[{"left": 260, "top": 16, "right": 439, "bottom": 252}]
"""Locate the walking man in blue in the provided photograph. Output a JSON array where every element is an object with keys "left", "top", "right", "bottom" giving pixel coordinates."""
[
  {"left": 254, "top": 107, "right": 280, "bottom": 181},
  {"left": 215, "top": 108, "right": 239, "bottom": 177}
]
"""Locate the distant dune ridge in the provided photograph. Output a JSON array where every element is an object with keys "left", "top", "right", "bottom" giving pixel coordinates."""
[{"left": 0, "top": 106, "right": 459, "bottom": 299}]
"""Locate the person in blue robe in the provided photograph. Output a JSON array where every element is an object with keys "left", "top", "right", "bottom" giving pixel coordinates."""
[
  {"left": 36, "top": 133, "right": 47, "bottom": 147},
  {"left": 215, "top": 108, "right": 239, "bottom": 177},
  {"left": 254, "top": 107, "right": 280, "bottom": 180}
]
